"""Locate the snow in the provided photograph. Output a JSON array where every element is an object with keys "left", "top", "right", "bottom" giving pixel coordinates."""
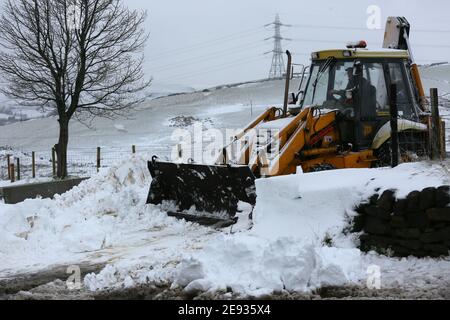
[
  {"left": 0, "top": 79, "right": 293, "bottom": 151},
  {"left": 253, "top": 172, "right": 352, "bottom": 240},
  {"left": 113, "top": 124, "right": 128, "bottom": 133},
  {"left": 203, "top": 104, "right": 247, "bottom": 116},
  {"left": 189, "top": 236, "right": 317, "bottom": 294},
  {"left": 0, "top": 94, "right": 51, "bottom": 126},
  {"left": 257, "top": 117, "right": 294, "bottom": 130},
  {"left": 0, "top": 156, "right": 177, "bottom": 271},
  {"left": 0, "top": 177, "right": 51, "bottom": 188},
  {"left": 145, "top": 82, "right": 196, "bottom": 99},
  {"left": 420, "top": 64, "right": 450, "bottom": 95},
  {"left": 311, "top": 247, "right": 363, "bottom": 288},
  {"left": 2, "top": 154, "right": 450, "bottom": 296},
  {"left": 1, "top": 65, "right": 450, "bottom": 296},
  {"left": 252, "top": 163, "right": 450, "bottom": 241}
]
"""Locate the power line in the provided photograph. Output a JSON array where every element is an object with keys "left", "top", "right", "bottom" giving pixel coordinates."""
[
  {"left": 291, "top": 24, "right": 450, "bottom": 33},
  {"left": 150, "top": 22, "right": 450, "bottom": 85},
  {"left": 147, "top": 26, "right": 265, "bottom": 61},
  {"left": 292, "top": 24, "right": 373, "bottom": 31},
  {"left": 158, "top": 55, "right": 266, "bottom": 83},
  {"left": 289, "top": 38, "right": 450, "bottom": 49},
  {"left": 147, "top": 41, "right": 268, "bottom": 73},
  {"left": 158, "top": 55, "right": 264, "bottom": 82}
]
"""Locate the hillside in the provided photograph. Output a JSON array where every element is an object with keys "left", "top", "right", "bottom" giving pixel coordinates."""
[
  {"left": 0, "top": 65, "right": 449, "bottom": 153},
  {"left": 0, "top": 79, "right": 295, "bottom": 152}
]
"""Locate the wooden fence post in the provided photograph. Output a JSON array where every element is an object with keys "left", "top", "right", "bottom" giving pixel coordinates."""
[
  {"left": 390, "top": 84, "right": 399, "bottom": 167},
  {"left": 32, "top": 151, "right": 36, "bottom": 178},
  {"left": 430, "top": 88, "right": 441, "bottom": 160},
  {"left": 9, "top": 163, "right": 15, "bottom": 183},
  {"left": 6, "top": 154, "right": 11, "bottom": 180},
  {"left": 97, "top": 147, "right": 101, "bottom": 172},
  {"left": 441, "top": 121, "right": 447, "bottom": 159},
  {"left": 16, "top": 158, "right": 20, "bottom": 181},
  {"left": 52, "top": 148, "right": 56, "bottom": 177},
  {"left": 177, "top": 144, "right": 182, "bottom": 160}
]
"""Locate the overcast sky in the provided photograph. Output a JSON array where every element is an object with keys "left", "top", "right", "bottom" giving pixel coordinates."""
[{"left": 124, "top": 0, "right": 450, "bottom": 88}]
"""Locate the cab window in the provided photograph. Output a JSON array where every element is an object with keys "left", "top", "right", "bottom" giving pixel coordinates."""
[
  {"left": 363, "top": 63, "right": 389, "bottom": 114},
  {"left": 302, "top": 64, "right": 329, "bottom": 107},
  {"left": 388, "top": 62, "right": 414, "bottom": 117},
  {"left": 333, "top": 62, "right": 357, "bottom": 93}
]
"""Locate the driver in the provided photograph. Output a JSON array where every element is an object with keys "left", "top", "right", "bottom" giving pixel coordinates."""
[
  {"left": 326, "top": 67, "right": 357, "bottom": 114},
  {"left": 329, "top": 67, "right": 372, "bottom": 108},
  {"left": 330, "top": 67, "right": 357, "bottom": 100}
]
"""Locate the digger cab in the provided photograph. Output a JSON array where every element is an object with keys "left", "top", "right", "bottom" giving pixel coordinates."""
[{"left": 296, "top": 44, "right": 423, "bottom": 151}]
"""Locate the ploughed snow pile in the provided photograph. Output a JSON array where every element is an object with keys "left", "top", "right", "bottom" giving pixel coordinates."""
[
  {"left": 0, "top": 156, "right": 191, "bottom": 272},
  {"left": 2, "top": 157, "right": 450, "bottom": 296},
  {"left": 152, "top": 162, "right": 450, "bottom": 295}
]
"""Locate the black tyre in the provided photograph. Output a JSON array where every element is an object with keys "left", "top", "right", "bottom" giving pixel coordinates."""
[{"left": 373, "top": 131, "right": 428, "bottom": 167}]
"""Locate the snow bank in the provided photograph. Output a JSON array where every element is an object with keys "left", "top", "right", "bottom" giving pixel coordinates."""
[
  {"left": 82, "top": 161, "right": 450, "bottom": 296},
  {"left": 2, "top": 156, "right": 450, "bottom": 296},
  {"left": 83, "top": 233, "right": 366, "bottom": 295},
  {"left": 0, "top": 155, "right": 187, "bottom": 272},
  {"left": 253, "top": 163, "right": 450, "bottom": 241},
  {"left": 180, "top": 236, "right": 317, "bottom": 294},
  {"left": 311, "top": 247, "right": 363, "bottom": 288}
]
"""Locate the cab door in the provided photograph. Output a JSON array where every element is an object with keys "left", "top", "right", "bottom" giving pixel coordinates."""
[
  {"left": 385, "top": 61, "right": 418, "bottom": 119},
  {"left": 355, "top": 61, "right": 390, "bottom": 149}
]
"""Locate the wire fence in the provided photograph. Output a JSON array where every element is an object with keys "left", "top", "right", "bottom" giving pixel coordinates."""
[
  {"left": 0, "top": 144, "right": 173, "bottom": 182},
  {"left": 441, "top": 96, "right": 450, "bottom": 108}
]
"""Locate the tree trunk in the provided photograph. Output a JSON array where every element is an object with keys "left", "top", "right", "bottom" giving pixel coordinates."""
[{"left": 56, "top": 118, "right": 69, "bottom": 179}]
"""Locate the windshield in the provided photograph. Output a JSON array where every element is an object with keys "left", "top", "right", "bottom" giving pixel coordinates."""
[
  {"left": 299, "top": 59, "right": 418, "bottom": 121},
  {"left": 302, "top": 60, "right": 356, "bottom": 110}
]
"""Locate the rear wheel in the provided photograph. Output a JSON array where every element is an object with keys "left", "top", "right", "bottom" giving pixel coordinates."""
[{"left": 374, "top": 131, "right": 428, "bottom": 167}]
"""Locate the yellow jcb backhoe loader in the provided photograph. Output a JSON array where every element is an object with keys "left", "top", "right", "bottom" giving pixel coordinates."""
[{"left": 146, "top": 17, "right": 445, "bottom": 226}]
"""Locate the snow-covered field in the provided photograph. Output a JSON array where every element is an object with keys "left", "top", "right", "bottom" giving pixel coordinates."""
[
  {"left": 0, "top": 79, "right": 291, "bottom": 181},
  {"left": 0, "top": 79, "right": 290, "bottom": 151},
  {"left": 0, "top": 84, "right": 197, "bottom": 127},
  {"left": 0, "top": 100, "right": 51, "bottom": 127},
  {"left": 1, "top": 66, "right": 450, "bottom": 299},
  {"left": 421, "top": 64, "right": 450, "bottom": 98}
]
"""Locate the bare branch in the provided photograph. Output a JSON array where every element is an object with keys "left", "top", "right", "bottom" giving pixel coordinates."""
[{"left": 0, "top": 0, "right": 150, "bottom": 120}]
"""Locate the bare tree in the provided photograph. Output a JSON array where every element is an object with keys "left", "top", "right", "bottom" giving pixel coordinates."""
[{"left": 0, "top": 0, "right": 150, "bottom": 178}]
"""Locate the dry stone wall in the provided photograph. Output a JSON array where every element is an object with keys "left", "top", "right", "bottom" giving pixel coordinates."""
[{"left": 353, "top": 186, "right": 450, "bottom": 258}]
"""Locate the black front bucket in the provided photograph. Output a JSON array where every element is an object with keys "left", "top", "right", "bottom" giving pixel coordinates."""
[{"left": 147, "top": 158, "right": 256, "bottom": 225}]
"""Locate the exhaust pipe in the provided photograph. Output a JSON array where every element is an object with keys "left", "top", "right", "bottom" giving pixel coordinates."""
[{"left": 283, "top": 50, "right": 292, "bottom": 117}]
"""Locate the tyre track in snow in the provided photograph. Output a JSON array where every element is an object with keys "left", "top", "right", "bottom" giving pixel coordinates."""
[{"left": 0, "top": 221, "right": 217, "bottom": 298}]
